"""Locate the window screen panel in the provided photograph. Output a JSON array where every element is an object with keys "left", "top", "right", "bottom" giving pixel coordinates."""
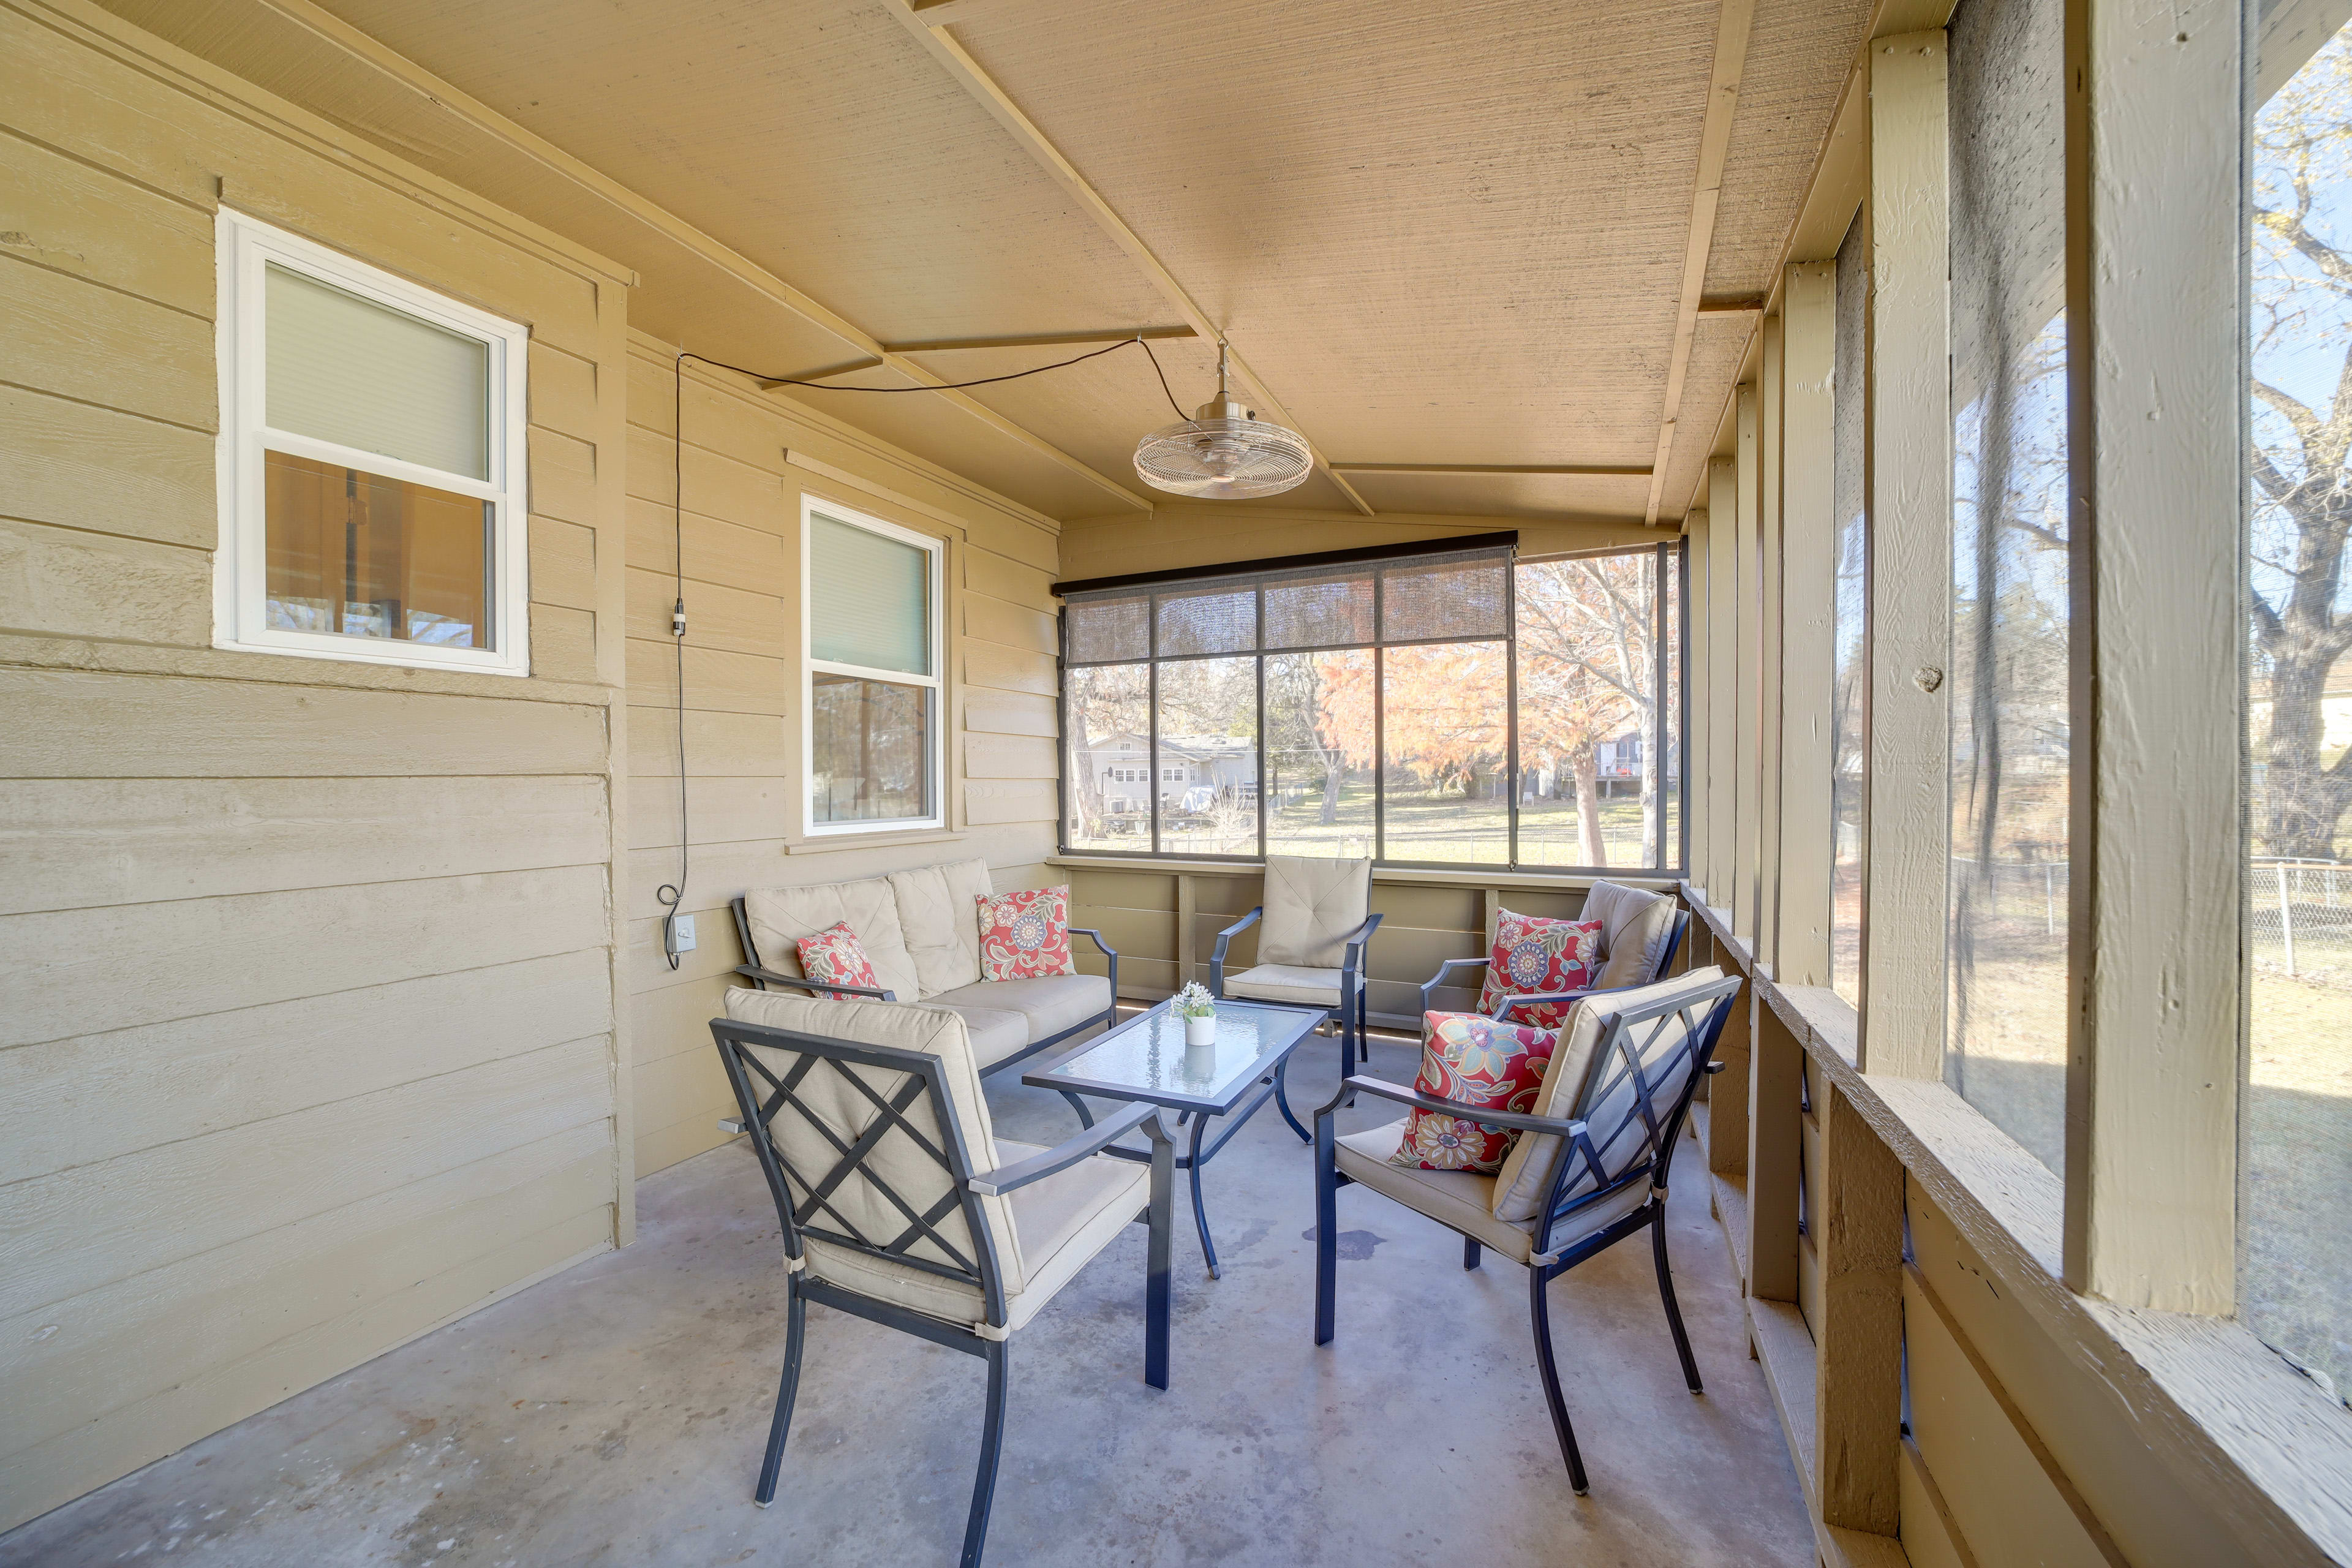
[
  {"left": 1380, "top": 555, "right": 1509, "bottom": 643},
  {"left": 266, "top": 264, "right": 490, "bottom": 481},
  {"left": 1066, "top": 595, "right": 1149, "bottom": 663},
  {"left": 810, "top": 513, "right": 930, "bottom": 674},
  {"left": 1156, "top": 586, "right": 1257, "bottom": 655},
  {"left": 1263, "top": 570, "right": 1374, "bottom": 648}
]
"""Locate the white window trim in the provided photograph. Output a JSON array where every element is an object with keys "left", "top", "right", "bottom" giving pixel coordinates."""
[
  {"left": 800, "top": 496, "right": 946, "bottom": 837},
  {"left": 213, "top": 209, "right": 532, "bottom": 677}
]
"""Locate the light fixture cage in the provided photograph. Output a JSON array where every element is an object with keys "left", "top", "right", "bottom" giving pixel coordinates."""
[{"left": 1133, "top": 343, "right": 1314, "bottom": 499}]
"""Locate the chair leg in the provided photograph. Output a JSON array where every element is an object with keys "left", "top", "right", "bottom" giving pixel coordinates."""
[
  {"left": 1528, "top": 1268, "right": 1590, "bottom": 1495},
  {"left": 1272, "top": 1054, "right": 1311, "bottom": 1142},
  {"left": 1651, "top": 1205, "right": 1703, "bottom": 1394},
  {"left": 1463, "top": 1237, "right": 1482, "bottom": 1271},
  {"left": 1357, "top": 984, "right": 1370, "bottom": 1061},
  {"left": 1059, "top": 1090, "right": 1096, "bottom": 1130},
  {"left": 1313, "top": 1118, "right": 1339, "bottom": 1344},
  {"left": 960, "top": 1339, "right": 1010, "bottom": 1568},
  {"left": 753, "top": 1276, "right": 808, "bottom": 1507}
]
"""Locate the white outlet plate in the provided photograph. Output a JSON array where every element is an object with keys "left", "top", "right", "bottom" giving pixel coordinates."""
[{"left": 674, "top": 914, "right": 697, "bottom": 952}]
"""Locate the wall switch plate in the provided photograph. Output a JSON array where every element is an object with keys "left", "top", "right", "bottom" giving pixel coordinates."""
[{"left": 674, "top": 914, "right": 697, "bottom": 953}]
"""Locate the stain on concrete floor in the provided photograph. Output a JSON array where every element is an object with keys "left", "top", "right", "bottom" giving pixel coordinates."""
[{"left": 0, "top": 1032, "right": 1814, "bottom": 1567}]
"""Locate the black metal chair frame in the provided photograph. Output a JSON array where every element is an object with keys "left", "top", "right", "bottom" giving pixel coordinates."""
[
  {"left": 1312, "top": 973, "right": 1742, "bottom": 1495},
  {"left": 731, "top": 895, "right": 1121, "bottom": 1125},
  {"left": 713, "top": 1014, "right": 1177, "bottom": 1568},
  {"left": 1208, "top": 906, "right": 1383, "bottom": 1142},
  {"left": 1419, "top": 906, "right": 1692, "bottom": 1028}
]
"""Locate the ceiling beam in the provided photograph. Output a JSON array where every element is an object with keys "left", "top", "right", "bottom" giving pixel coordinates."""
[
  {"left": 1643, "top": 0, "right": 1758, "bottom": 524},
  {"left": 246, "top": 0, "right": 1151, "bottom": 515},
  {"left": 761, "top": 356, "right": 886, "bottom": 386},
  {"left": 886, "top": 0, "right": 1378, "bottom": 517},
  {"left": 1330, "top": 462, "right": 1653, "bottom": 477},
  {"left": 885, "top": 326, "right": 1196, "bottom": 353},
  {"left": 1697, "top": 295, "right": 1768, "bottom": 316}
]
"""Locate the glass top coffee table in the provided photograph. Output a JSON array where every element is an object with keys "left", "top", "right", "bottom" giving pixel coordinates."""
[{"left": 1025, "top": 997, "right": 1327, "bottom": 1279}]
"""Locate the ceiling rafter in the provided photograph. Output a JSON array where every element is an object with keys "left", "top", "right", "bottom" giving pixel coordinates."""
[
  {"left": 1643, "top": 0, "right": 1759, "bottom": 525},
  {"left": 247, "top": 0, "right": 1152, "bottom": 514},
  {"left": 886, "top": 0, "right": 1379, "bottom": 517},
  {"left": 888, "top": 326, "right": 1197, "bottom": 353}
]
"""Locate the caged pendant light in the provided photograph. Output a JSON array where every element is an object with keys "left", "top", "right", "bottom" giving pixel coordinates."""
[{"left": 1133, "top": 342, "right": 1313, "bottom": 500}]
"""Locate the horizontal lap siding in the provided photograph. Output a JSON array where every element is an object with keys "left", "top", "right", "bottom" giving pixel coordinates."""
[
  {"left": 622, "top": 338, "right": 1064, "bottom": 1177},
  {"left": 0, "top": 4, "right": 630, "bottom": 1532}
]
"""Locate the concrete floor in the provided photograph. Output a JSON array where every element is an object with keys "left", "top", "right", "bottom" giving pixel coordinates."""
[{"left": 0, "top": 1028, "right": 1814, "bottom": 1568}]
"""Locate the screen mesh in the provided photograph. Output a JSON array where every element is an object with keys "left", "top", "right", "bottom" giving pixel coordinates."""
[
  {"left": 1264, "top": 570, "right": 1374, "bottom": 648},
  {"left": 1381, "top": 556, "right": 1509, "bottom": 642},
  {"left": 1156, "top": 587, "right": 1257, "bottom": 655},
  {"left": 1066, "top": 594, "right": 1149, "bottom": 664}
]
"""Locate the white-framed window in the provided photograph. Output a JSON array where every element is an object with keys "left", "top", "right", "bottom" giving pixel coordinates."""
[
  {"left": 802, "top": 497, "right": 944, "bottom": 834},
  {"left": 214, "top": 209, "right": 530, "bottom": 676}
]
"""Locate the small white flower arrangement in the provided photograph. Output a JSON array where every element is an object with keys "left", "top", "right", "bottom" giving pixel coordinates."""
[{"left": 1172, "top": 982, "right": 1218, "bottom": 1045}]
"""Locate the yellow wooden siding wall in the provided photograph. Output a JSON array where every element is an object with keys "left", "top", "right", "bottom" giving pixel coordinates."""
[
  {"left": 621, "top": 337, "right": 1065, "bottom": 1178},
  {"left": 0, "top": 0, "right": 633, "bottom": 1532}
]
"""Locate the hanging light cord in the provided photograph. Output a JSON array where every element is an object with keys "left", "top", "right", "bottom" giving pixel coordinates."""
[{"left": 687, "top": 333, "right": 1196, "bottom": 412}]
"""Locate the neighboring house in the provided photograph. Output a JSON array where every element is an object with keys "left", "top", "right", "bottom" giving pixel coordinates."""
[{"left": 1081, "top": 731, "right": 1257, "bottom": 815}]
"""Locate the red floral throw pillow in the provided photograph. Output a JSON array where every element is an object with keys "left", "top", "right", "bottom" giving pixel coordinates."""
[
  {"left": 795, "top": 922, "right": 883, "bottom": 1001},
  {"left": 1389, "top": 1012, "right": 1557, "bottom": 1172},
  {"left": 1476, "top": 910, "right": 1604, "bottom": 1028},
  {"left": 976, "top": 886, "right": 1076, "bottom": 981}
]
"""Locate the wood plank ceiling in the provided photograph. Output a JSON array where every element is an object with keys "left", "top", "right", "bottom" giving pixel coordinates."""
[{"left": 97, "top": 0, "right": 1873, "bottom": 524}]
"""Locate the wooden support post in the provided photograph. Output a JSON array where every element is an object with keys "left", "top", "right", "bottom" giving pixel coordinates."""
[
  {"left": 1813, "top": 1077, "right": 1905, "bottom": 1536},
  {"left": 1747, "top": 1001, "right": 1804, "bottom": 1303},
  {"left": 1176, "top": 873, "right": 1196, "bottom": 989},
  {"left": 1709, "top": 979, "right": 1753, "bottom": 1185},
  {"left": 1732, "top": 394, "right": 1762, "bottom": 945},
  {"left": 1777, "top": 262, "right": 1838, "bottom": 988},
  {"left": 1685, "top": 507, "right": 1713, "bottom": 899},
  {"left": 1706, "top": 458, "right": 1740, "bottom": 908},
  {"left": 1756, "top": 315, "right": 1785, "bottom": 969}
]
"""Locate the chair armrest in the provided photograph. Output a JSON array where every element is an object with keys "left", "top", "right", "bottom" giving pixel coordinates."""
[
  {"left": 1703, "top": 1058, "right": 1728, "bottom": 1075},
  {"left": 1337, "top": 1074, "right": 1585, "bottom": 1139},
  {"left": 967, "top": 1100, "right": 1159, "bottom": 1196},
  {"left": 1208, "top": 906, "right": 1262, "bottom": 997},
  {"left": 1483, "top": 980, "right": 1629, "bottom": 1020},
  {"left": 1419, "top": 956, "right": 1491, "bottom": 1016},
  {"left": 731, "top": 964, "right": 897, "bottom": 1003},
  {"left": 1340, "top": 912, "right": 1384, "bottom": 983},
  {"left": 1069, "top": 925, "right": 1117, "bottom": 961}
]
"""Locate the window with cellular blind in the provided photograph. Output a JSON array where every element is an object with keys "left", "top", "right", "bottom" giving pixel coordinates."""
[
  {"left": 1060, "top": 540, "right": 1684, "bottom": 871},
  {"left": 804, "top": 500, "right": 943, "bottom": 834}
]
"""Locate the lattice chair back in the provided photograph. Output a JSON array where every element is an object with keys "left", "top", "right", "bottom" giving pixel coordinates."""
[
  {"left": 1540, "top": 975, "right": 1743, "bottom": 1238},
  {"left": 713, "top": 988, "right": 1022, "bottom": 1330}
]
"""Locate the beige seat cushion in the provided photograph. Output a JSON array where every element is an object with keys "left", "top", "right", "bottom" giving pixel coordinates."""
[
  {"left": 929, "top": 973, "right": 1112, "bottom": 1044},
  {"left": 1259, "top": 855, "right": 1372, "bottom": 967},
  {"left": 1491, "top": 965, "right": 1726, "bottom": 1222},
  {"left": 1222, "top": 963, "right": 1357, "bottom": 1007},
  {"left": 742, "top": 879, "right": 922, "bottom": 1006},
  {"left": 888, "top": 858, "right": 994, "bottom": 997},
  {"left": 1338, "top": 1120, "right": 1656, "bottom": 1263},
  {"left": 936, "top": 1005, "right": 1030, "bottom": 1068},
  {"left": 722, "top": 987, "right": 1017, "bottom": 1288},
  {"left": 1581, "top": 881, "right": 1679, "bottom": 989},
  {"left": 805, "top": 1137, "right": 1148, "bottom": 1333}
]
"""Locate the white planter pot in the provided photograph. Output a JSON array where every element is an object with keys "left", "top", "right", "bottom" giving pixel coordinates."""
[{"left": 1184, "top": 1012, "right": 1217, "bottom": 1046}]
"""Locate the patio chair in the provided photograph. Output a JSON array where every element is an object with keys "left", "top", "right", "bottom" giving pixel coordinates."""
[
  {"left": 1419, "top": 880, "right": 1691, "bottom": 1028},
  {"left": 711, "top": 987, "right": 1175, "bottom": 1568},
  {"left": 1312, "top": 968, "right": 1743, "bottom": 1494},
  {"left": 1208, "top": 854, "right": 1382, "bottom": 1140}
]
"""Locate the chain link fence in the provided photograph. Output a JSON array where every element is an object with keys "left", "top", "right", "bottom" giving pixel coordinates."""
[{"left": 2251, "top": 858, "right": 2352, "bottom": 982}]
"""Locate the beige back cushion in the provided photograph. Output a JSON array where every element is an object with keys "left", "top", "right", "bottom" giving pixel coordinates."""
[
  {"left": 743, "top": 878, "right": 921, "bottom": 1005},
  {"left": 1583, "top": 880, "right": 1679, "bottom": 988},
  {"left": 723, "top": 986, "right": 1022, "bottom": 1292},
  {"left": 1259, "top": 854, "right": 1373, "bottom": 967},
  {"left": 1491, "top": 965, "right": 1726, "bottom": 1222},
  {"left": 888, "top": 858, "right": 995, "bottom": 997}
]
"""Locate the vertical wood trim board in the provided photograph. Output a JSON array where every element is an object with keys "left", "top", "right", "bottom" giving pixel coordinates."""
[{"left": 1778, "top": 262, "right": 1839, "bottom": 988}]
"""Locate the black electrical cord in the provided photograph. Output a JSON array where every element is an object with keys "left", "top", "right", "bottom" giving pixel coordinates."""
[
  {"left": 657, "top": 355, "right": 693, "bottom": 970},
  {"left": 687, "top": 333, "right": 1189, "bottom": 399},
  {"left": 1138, "top": 335, "right": 1191, "bottom": 421}
]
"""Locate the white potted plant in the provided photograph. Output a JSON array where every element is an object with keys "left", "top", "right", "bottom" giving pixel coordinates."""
[{"left": 1172, "top": 982, "right": 1218, "bottom": 1046}]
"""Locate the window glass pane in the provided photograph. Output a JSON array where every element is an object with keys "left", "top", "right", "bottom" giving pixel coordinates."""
[
  {"left": 1947, "top": 0, "right": 2070, "bottom": 1176},
  {"left": 1066, "top": 595, "right": 1148, "bottom": 663},
  {"left": 1155, "top": 586, "right": 1256, "bottom": 656},
  {"left": 810, "top": 675, "right": 932, "bottom": 823},
  {"left": 810, "top": 513, "right": 930, "bottom": 674},
  {"left": 1381, "top": 556, "right": 1509, "bottom": 642},
  {"left": 263, "top": 450, "right": 491, "bottom": 646},
  {"left": 1515, "top": 554, "right": 1660, "bottom": 869},
  {"left": 1265, "top": 649, "right": 1376, "bottom": 859},
  {"left": 1264, "top": 570, "right": 1374, "bottom": 648},
  {"left": 1154, "top": 657, "right": 1257, "bottom": 854},
  {"left": 2244, "top": 16, "right": 2352, "bottom": 1408},
  {"left": 1063, "top": 663, "right": 1151, "bottom": 850},
  {"left": 1664, "top": 550, "right": 1683, "bottom": 871},
  {"left": 266, "top": 263, "right": 489, "bottom": 481},
  {"left": 1832, "top": 210, "right": 1870, "bottom": 1005},
  {"left": 1381, "top": 643, "right": 1507, "bottom": 864}
]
